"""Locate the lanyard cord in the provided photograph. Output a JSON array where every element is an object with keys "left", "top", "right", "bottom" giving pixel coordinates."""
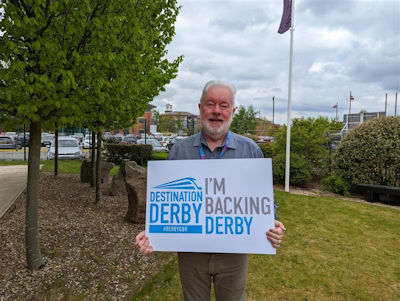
[{"left": 199, "top": 132, "right": 231, "bottom": 160}]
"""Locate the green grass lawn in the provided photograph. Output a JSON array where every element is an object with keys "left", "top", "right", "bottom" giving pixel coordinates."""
[{"left": 130, "top": 191, "right": 400, "bottom": 301}]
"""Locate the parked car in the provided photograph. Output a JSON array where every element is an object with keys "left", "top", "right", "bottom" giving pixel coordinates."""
[
  {"left": 72, "top": 133, "right": 84, "bottom": 144},
  {"left": 137, "top": 138, "right": 169, "bottom": 152},
  {"left": 41, "top": 133, "right": 54, "bottom": 147},
  {"left": 0, "top": 136, "right": 19, "bottom": 149},
  {"left": 83, "top": 136, "right": 97, "bottom": 149},
  {"left": 48, "top": 137, "right": 82, "bottom": 160},
  {"left": 16, "top": 132, "right": 30, "bottom": 146},
  {"left": 122, "top": 135, "right": 137, "bottom": 144}
]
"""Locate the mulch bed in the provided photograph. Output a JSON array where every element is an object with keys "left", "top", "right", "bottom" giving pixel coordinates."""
[{"left": 0, "top": 172, "right": 171, "bottom": 301}]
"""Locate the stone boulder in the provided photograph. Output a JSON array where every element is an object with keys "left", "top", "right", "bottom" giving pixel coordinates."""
[
  {"left": 109, "top": 160, "right": 146, "bottom": 196},
  {"left": 101, "top": 161, "right": 114, "bottom": 184},
  {"left": 124, "top": 161, "right": 147, "bottom": 223},
  {"left": 80, "top": 159, "right": 92, "bottom": 183},
  {"left": 126, "top": 177, "right": 147, "bottom": 223},
  {"left": 80, "top": 159, "right": 114, "bottom": 184},
  {"left": 109, "top": 169, "right": 127, "bottom": 196}
]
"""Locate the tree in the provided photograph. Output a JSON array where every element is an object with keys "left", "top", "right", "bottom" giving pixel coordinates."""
[
  {"left": 272, "top": 117, "right": 341, "bottom": 179},
  {"left": 0, "top": 0, "right": 181, "bottom": 269},
  {"left": 231, "top": 105, "right": 257, "bottom": 135}
]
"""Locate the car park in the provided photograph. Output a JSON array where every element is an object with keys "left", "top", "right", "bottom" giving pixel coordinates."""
[
  {"left": 41, "top": 133, "right": 54, "bottom": 147},
  {"left": 16, "top": 132, "right": 30, "bottom": 147},
  {"left": 137, "top": 138, "right": 169, "bottom": 152},
  {"left": 73, "top": 133, "right": 84, "bottom": 144},
  {"left": 48, "top": 137, "right": 82, "bottom": 160},
  {"left": 83, "top": 136, "right": 97, "bottom": 149},
  {"left": 122, "top": 135, "right": 137, "bottom": 144},
  {"left": 0, "top": 136, "right": 19, "bottom": 149}
]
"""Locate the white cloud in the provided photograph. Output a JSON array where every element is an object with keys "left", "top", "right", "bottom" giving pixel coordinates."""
[{"left": 155, "top": 0, "right": 400, "bottom": 124}]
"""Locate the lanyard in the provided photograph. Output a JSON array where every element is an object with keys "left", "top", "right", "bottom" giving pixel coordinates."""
[{"left": 199, "top": 132, "right": 231, "bottom": 160}]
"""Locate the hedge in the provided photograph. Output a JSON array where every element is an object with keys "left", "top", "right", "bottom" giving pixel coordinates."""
[{"left": 104, "top": 143, "right": 152, "bottom": 165}]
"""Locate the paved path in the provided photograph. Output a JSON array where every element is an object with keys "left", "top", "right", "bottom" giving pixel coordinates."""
[{"left": 0, "top": 165, "right": 27, "bottom": 218}]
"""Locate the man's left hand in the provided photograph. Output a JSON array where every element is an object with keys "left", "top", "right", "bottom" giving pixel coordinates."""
[{"left": 266, "top": 220, "right": 286, "bottom": 249}]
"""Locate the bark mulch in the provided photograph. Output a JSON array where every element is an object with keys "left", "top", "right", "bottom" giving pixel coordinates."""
[{"left": 0, "top": 172, "right": 172, "bottom": 301}]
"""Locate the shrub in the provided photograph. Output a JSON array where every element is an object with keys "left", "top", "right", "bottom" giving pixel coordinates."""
[
  {"left": 333, "top": 116, "right": 400, "bottom": 187},
  {"left": 104, "top": 143, "right": 152, "bottom": 165},
  {"left": 272, "top": 153, "right": 312, "bottom": 187},
  {"left": 258, "top": 142, "right": 273, "bottom": 158},
  {"left": 322, "top": 173, "right": 351, "bottom": 196}
]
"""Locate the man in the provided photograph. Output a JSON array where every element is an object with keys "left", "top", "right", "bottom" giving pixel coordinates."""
[{"left": 136, "top": 80, "right": 286, "bottom": 301}]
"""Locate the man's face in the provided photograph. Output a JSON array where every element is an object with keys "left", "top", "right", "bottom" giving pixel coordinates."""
[{"left": 199, "top": 86, "right": 236, "bottom": 140}]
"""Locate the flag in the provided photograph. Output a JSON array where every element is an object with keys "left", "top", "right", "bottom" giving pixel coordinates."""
[
  {"left": 333, "top": 104, "right": 337, "bottom": 109},
  {"left": 278, "top": 0, "right": 292, "bottom": 34},
  {"left": 350, "top": 95, "right": 355, "bottom": 101}
]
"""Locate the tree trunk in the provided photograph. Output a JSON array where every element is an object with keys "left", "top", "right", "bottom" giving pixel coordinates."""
[
  {"left": 54, "top": 124, "right": 59, "bottom": 176},
  {"left": 91, "top": 131, "right": 96, "bottom": 187},
  {"left": 26, "top": 121, "right": 45, "bottom": 271},
  {"left": 95, "top": 131, "right": 102, "bottom": 204}
]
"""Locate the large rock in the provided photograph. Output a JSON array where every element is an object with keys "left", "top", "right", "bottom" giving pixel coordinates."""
[
  {"left": 110, "top": 169, "right": 127, "bottom": 196},
  {"left": 80, "top": 159, "right": 114, "bottom": 184},
  {"left": 101, "top": 161, "right": 114, "bottom": 184},
  {"left": 126, "top": 177, "right": 147, "bottom": 223},
  {"left": 110, "top": 160, "right": 146, "bottom": 196},
  {"left": 123, "top": 160, "right": 146, "bottom": 181},
  {"left": 80, "top": 159, "right": 92, "bottom": 183},
  {"left": 124, "top": 161, "right": 147, "bottom": 223}
]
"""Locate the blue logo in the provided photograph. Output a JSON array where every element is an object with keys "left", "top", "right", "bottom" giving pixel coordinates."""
[
  {"left": 154, "top": 177, "right": 202, "bottom": 190},
  {"left": 149, "top": 177, "right": 203, "bottom": 234}
]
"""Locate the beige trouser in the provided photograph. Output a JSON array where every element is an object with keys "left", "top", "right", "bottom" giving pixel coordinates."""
[{"left": 177, "top": 252, "right": 248, "bottom": 301}]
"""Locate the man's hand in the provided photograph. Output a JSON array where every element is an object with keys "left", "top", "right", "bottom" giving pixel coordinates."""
[
  {"left": 135, "top": 231, "right": 153, "bottom": 255},
  {"left": 266, "top": 220, "right": 286, "bottom": 249}
]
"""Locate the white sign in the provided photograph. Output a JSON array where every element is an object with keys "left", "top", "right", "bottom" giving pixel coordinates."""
[{"left": 145, "top": 158, "right": 276, "bottom": 254}]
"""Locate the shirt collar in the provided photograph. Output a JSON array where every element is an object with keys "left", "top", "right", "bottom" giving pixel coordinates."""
[{"left": 193, "top": 131, "right": 237, "bottom": 149}]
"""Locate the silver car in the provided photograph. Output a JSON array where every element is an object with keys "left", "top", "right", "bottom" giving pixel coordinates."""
[
  {"left": 48, "top": 137, "right": 82, "bottom": 160},
  {"left": 137, "top": 138, "right": 169, "bottom": 152}
]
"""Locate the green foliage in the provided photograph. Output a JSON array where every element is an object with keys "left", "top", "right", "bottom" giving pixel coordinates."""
[
  {"left": 333, "top": 116, "right": 400, "bottom": 187},
  {"left": 152, "top": 152, "right": 169, "bottom": 160},
  {"left": 104, "top": 144, "right": 152, "bottom": 166},
  {"left": 231, "top": 105, "right": 258, "bottom": 135},
  {"left": 273, "top": 117, "right": 339, "bottom": 179},
  {"left": 322, "top": 173, "right": 351, "bottom": 196},
  {"left": 158, "top": 115, "right": 185, "bottom": 134},
  {"left": 257, "top": 142, "right": 273, "bottom": 158},
  {"left": 272, "top": 153, "right": 312, "bottom": 187},
  {"left": 0, "top": 0, "right": 182, "bottom": 131}
]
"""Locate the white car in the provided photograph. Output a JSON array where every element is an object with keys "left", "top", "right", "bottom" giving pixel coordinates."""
[
  {"left": 48, "top": 137, "right": 82, "bottom": 160},
  {"left": 83, "top": 136, "right": 97, "bottom": 149},
  {"left": 137, "top": 138, "right": 169, "bottom": 152}
]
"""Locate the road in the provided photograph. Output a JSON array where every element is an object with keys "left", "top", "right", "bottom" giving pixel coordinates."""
[{"left": 0, "top": 165, "right": 27, "bottom": 218}]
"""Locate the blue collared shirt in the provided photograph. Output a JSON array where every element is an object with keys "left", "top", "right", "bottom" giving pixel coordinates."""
[{"left": 167, "top": 131, "right": 264, "bottom": 160}]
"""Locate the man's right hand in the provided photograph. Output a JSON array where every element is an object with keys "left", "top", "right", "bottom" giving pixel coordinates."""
[{"left": 135, "top": 231, "right": 154, "bottom": 255}]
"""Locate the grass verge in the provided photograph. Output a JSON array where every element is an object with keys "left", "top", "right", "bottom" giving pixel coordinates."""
[{"left": 130, "top": 190, "right": 400, "bottom": 301}]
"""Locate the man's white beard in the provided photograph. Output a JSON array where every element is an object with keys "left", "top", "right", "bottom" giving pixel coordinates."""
[{"left": 200, "top": 114, "right": 233, "bottom": 141}]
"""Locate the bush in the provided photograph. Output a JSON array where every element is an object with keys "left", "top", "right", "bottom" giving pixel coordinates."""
[
  {"left": 258, "top": 142, "right": 273, "bottom": 158},
  {"left": 322, "top": 173, "right": 351, "bottom": 196},
  {"left": 272, "top": 153, "right": 312, "bottom": 187},
  {"left": 104, "top": 143, "right": 152, "bottom": 165},
  {"left": 333, "top": 116, "right": 400, "bottom": 187}
]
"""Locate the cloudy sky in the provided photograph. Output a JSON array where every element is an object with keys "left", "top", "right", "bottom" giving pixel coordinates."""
[{"left": 152, "top": 0, "right": 400, "bottom": 125}]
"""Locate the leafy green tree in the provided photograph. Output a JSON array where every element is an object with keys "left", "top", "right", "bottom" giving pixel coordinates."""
[
  {"left": 272, "top": 117, "right": 341, "bottom": 181},
  {"left": 231, "top": 105, "right": 258, "bottom": 135},
  {"left": 0, "top": 0, "right": 181, "bottom": 269}
]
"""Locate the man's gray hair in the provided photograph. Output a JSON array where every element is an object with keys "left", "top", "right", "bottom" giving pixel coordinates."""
[{"left": 200, "top": 80, "right": 236, "bottom": 106}]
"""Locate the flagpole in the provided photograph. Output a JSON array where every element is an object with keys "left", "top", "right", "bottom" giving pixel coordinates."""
[
  {"left": 284, "top": 0, "right": 295, "bottom": 192},
  {"left": 349, "top": 91, "right": 352, "bottom": 115},
  {"left": 336, "top": 102, "right": 338, "bottom": 121}
]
